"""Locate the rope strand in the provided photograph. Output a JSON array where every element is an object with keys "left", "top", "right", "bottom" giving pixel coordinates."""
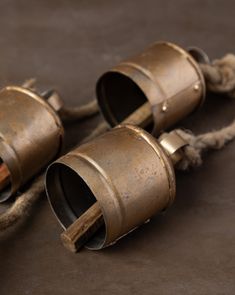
[
  {"left": 81, "top": 121, "right": 109, "bottom": 144},
  {"left": 0, "top": 175, "right": 44, "bottom": 231},
  {"left": 59, "top": 100, "right": 99, "bottom": 122},
  {"left": 176, "top": 118, "right": 235, "bottom": 170},
  {"left": 199, "top": 54, "right": 235, "bottom": 97}
]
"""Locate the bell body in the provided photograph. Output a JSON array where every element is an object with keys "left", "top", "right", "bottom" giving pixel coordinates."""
[
  {"left": 0, "top": 86, "right": 64, "bottom": 201},
  {"left": 46, "top": 125, "right": 176, "bottom": 250},
  {"left": 97, "top": 41, "right": 206, "bottom": 134}
]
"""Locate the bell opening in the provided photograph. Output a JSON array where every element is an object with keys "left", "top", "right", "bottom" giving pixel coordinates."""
[
  {"left": 46, "top": 163, "right": 106, "bottom": 250},
  {"left": 97, "top": 72, "right": 152, "bottom": 128},
  {"left": 0, "top": 159, "right": 12, "bottom": 202}
]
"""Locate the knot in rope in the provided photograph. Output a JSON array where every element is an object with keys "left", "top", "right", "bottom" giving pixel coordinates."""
[
  {"left": 200, "top": 54, "right": 235, "bottom": 98},
  {"left": 176, "top": 118, "right": 235, "bottom": 170}
]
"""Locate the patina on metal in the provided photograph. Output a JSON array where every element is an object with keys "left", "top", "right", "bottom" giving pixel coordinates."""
[
  {"left": 46, "top": 125, "right": 187, "bottom": 250},
  {"left": 96, "top": 41, "right": 206, "bottom": 134},
  {"left": 0, "top": 82, "right": 64, "bottom": 201}
]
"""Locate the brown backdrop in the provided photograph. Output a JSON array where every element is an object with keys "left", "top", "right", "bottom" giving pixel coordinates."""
[{"left": 0, "top": 0, "right": 234, "bottom": 294}]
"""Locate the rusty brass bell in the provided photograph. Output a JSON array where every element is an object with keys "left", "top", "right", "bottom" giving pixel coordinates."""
[
  {"left": 0, "top": 81, "right": 64, "bottom": 201},
  {"left": 46, "top": 124, "right": 187, "bottom": 250},
  {"left": 97, "top": 41, "right": 207, "bottom": 134}
]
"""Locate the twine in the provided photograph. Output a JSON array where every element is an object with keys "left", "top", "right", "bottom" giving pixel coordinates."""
[
  {"left": 59, "top": 100, "right": 99, "bottom": 122},
  {"left": 0, "top": 175, "right": 44, "bottom": 230},
  {"left": 200, "top": 54, "right": 235, "bottom": 97},
  {"left": 176, "top": 118, "right": 235, "bottom": 170}
]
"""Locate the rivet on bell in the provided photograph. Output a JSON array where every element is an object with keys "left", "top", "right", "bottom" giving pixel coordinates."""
[
  {"left": 162, "top": 102, "right": 168, "bottom": 112},
  {"left": 194, "top": 83, "right": 200, "bottom": 91}
]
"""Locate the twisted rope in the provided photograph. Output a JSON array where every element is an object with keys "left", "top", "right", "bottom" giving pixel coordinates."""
[
  {"left": 59, "top": 100, "right": 99, "bottom": 122},
  {"left": 81, "top": 121, "right": 109, "bottom": 144},
  {"left": 0, "top": 175, "right": 44, "bottom": 230},
  {"left": 200, "top": 54, "right": 235, "bottom": 98},
  {"left": 176, "top": 118, "right": 235, "bottom": 170}
]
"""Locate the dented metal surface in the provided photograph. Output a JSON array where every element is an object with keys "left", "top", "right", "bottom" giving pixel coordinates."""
[
  {"left": 0, "top": 84, "right": 64, "bottom": 201},
  {"left": 97, "top": 41, "right": 206, "bottom": 134}
]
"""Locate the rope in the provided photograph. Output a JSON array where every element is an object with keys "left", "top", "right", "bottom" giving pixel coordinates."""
[
  {"left": 59, "top": 100, "right": 99, "bottom": 122},
  {"left": 81, "top": 121, "right": 109, "bottom": 144},
  {"left": 41, "top": 89, "right": 100, "bottom": 123},
  {"left": 199, "top": 54, "right": 235, "bottom": 98},
  {"left": 176, "top": 118, "right": 235, "bottom": 170},
  {"left": 0, "top": 175, "right": 44, "bottom": 230}
]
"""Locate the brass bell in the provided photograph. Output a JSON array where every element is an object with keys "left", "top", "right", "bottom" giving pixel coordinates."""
[
  {"left": 46, "top": 124, "right": 186, "bottom": 250},
  {"left": 97, "top": 41, "right": 206, "bottom": 134},
  {"left": 0, "top": 80, "right": 64, "bottom": 201}
]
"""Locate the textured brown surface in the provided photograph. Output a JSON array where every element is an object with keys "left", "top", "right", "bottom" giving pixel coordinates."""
[{"left": 0, "top": 0, "right": 235, "bottom": 294}]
